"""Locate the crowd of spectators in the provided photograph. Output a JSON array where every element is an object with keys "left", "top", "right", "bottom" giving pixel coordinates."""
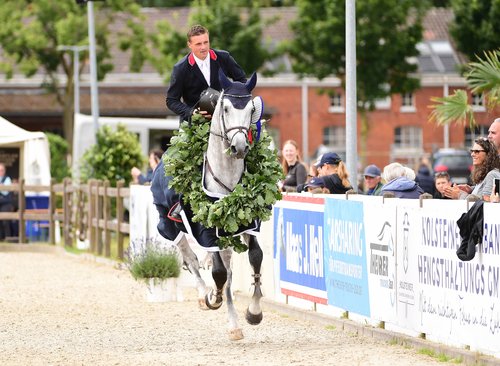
[{"left": 279, "top": 117, "right": 500, "bottom": 203}]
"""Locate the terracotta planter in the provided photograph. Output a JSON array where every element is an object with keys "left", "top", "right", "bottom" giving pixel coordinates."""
[{"left": 146, "top": 277, "right": 179, "bottom": 302}]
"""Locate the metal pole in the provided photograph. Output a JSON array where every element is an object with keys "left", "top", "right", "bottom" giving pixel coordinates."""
[
  {"left": 74, "top": 49, "right": 80, "bottom": 114},
  {"left": 57, "top": 45, "right": 87, "bottom": 115},
  {"left": 87, "top": 1, "right": 100, "bottom": 138},
  {"left": 302, "top": 81, "right": 309, "bottom": 163},
  {"left": 346, "top": 0, "right": 358, "bottom": 188}
]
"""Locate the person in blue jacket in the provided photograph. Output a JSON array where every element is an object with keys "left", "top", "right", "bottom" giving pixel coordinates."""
[{"left": 380, "top": 162, "right": 424, "bottom": 199}]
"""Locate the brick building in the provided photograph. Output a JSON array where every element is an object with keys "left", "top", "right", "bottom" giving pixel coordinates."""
[{"left": 0, "top": 7, "right": 497, "bottom": 170}]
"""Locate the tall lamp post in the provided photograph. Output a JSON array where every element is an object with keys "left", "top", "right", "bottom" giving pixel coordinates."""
[
  {"left": 76, "top": 0, "right": 101, "bottom": 139},
  {"left": 345, "top": 0, "right": 358, "bottom": 187},
  {"left": 57, "top": 45, "right": 87, "bottom": 114}
]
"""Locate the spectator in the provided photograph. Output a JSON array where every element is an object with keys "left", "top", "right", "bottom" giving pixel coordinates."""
[
  {"left": 415, "top": 164, "right": 435, "bottom": 195},
  {"left": 303, "top": 176, "right": 331, "bottom": 194},
  {"left": 362, "top": 164, "right": 383, "bottom": 195},
  {"left": 0, "top": 163, "right": 14, "bottom": 240},
  {"left": 433, "top": 171, "right": 452, "bottom": 199},
  {"left": 444, "top": 137, "right": 500, "bottom": 200},
  {"left": 488, "top": 117, "right": 500, "bottom": 155},
  {"left": 380, "top": 162, "right": 424, "bottom": 199},
  {"left": 490, "top": 179, "right": 500, "bottom": 202},
  {"left": 131, "top": 149, "right": 164, "bottom": 185},
  {"left": 297, "top": 156, "right": 321, "bottom": 193},
  {"left": 280, "top": 140, "right": 307, "bottom": 192},
  {"left": 306, "top": 152, "right": 352, "bottom": 194}
]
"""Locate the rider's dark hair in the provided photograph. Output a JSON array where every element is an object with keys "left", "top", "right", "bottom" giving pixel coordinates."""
[{"left": 187, "top": 25, "right": 208, "bottom": 40}]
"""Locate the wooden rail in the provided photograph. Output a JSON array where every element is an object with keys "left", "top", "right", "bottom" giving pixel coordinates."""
[{"left": 0, "top": 178, "right": 130, "bottom": 259}]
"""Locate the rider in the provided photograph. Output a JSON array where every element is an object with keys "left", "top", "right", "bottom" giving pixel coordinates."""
[
  {"left": 166, "top": 24, "right": 247, "bottom": 123},
  {"left": 152, "top": 24, "right": 247, "bottom": 239}
]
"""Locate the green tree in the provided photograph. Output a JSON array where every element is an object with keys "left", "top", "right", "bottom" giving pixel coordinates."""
[
  {"left": 430, "top": 49, "right": 500, "bottom": 127},
  {"left": 147, "top": 0, "right": 282, "bottom": 80},
  {"left": 0, "top": 1, "right": 145, "bottom": 150},
  {"left": 449, "top": 0, "right": 500, "bottom": 62},
  {"left": 288, "top": 0, "right": 428, "bottom": 159},
  {"left": 79, "top": 124, "right": 145, "bottom": 186},
  {"left": 46, "top": 132, "right": 71, "bottom": 182}
]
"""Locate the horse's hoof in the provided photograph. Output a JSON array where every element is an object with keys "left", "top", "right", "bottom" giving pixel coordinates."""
[
  {"left": 228, "top": 328, "right": 244, "bottom": 341},
  {"left": 205, "top": 291, "right": 223, "bottom": 310},
  {"left": 198, "top": 298, "right": 209, "bottom": 310},
  {"left": 245, "top": 308, "right": 263, "bottom": 325}
]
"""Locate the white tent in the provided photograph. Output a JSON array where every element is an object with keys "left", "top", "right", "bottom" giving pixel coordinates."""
[{"left": 0, "top": 116, "right": 51, "bottom": 186}]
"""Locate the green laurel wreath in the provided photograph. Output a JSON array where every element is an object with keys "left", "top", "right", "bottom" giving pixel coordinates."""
[{"left": 164, "top": 114, "right": 284, "bottom": 253}]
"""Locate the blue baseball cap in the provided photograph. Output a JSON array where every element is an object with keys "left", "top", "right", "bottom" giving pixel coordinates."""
[
  {"left": 304, "top": 176, "right": 325, "bottom": 189},
  {"left": 318, "top": 152, "right": 342, "bottom": 168},
  {"left": 363, "top": 164, "right": 381, "bottom": 177}
]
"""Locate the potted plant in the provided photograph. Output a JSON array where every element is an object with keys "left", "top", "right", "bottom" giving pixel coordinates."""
[{"left": 126, "top": 238, "right": 182, "bottom": 302}]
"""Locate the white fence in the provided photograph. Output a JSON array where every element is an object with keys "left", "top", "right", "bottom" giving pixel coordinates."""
[{"left": 130, "top": 186, "right": 500, "bottom": 358}]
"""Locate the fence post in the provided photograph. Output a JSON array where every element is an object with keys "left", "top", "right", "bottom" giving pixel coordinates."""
[
  {"left": 18, "top": 179, "right": 26, "bottom": 244},
  {"left": 88, "top": 180, "right": 96, "bottom": 254},
  {"left": 103, "top": 180, "right": 111, "bottom": 258},
  {"left": 96, "top": 180, "right": 103, "bottom": 255},
  {"left": 49, "top": 178, "right": 56, "bottom": 245},
  {"left": 116, "top": 180, "right": 124, "bottom": 260},
  {"left": 63, "top": 178, "right": 72, "bottom": 247}
]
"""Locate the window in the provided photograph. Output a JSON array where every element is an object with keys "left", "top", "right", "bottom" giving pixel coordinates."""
[
  {"left": 322, "top": 126, "right": 346, "bottom": 157},
  {"left": 328, "top": 92, "right": 344, "bottom": 113},
  {"left": 465, "top": 125, "right": 489, "bottom": 147},
  {"left": 400, "top": 93, "right": 415, "bottom": 112},
  {"left": 471, "top": 93, "right": 485, "bottom": 112},
  {"left": 394, "top": 126, "right": 422, "bottom": 148},
  {"left": 375, "top": 96, "right": 391, "bottom": 110}
]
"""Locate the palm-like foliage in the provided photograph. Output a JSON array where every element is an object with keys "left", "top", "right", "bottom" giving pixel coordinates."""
[
  {"left": 430, "top": 49, "right": 500, "bottom": 127},
  {"left": 467, "top": 50, "right": 500, "bottom": 110}
]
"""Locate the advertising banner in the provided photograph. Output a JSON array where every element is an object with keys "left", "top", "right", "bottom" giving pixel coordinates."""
[
  {"left": 324, "top": 198, "right": 370, "bottom": 316},
  {"left": 403, "top": 199, "right": 491, "bottom": 347},
  {"left": 363, "top": 199, "right": 397, "bottom": 321},
  {"left": 274, "top": 198, "right": 327, "bottom": 304}
]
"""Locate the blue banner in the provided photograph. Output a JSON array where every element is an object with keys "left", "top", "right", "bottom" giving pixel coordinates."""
[
  {"left": 324, "top": 198, "right": 370, "bottom": 316},
  {"left": 274, "top": 205, "right": 326, "bottom": 293}
]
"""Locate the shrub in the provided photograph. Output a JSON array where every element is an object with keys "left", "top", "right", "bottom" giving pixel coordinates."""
[
  {"left": 126, "top": 239, "right": 181, "bottom": 282},
  {"left": 45, "top": 132, "right": 71, "bottom": 182},
  {"left": 79, "top": 124, "right": 145, "bottom": 186}
]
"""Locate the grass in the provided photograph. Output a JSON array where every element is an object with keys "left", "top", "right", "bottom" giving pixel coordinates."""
[{"left": 417, "top": 348, "right": 463, "bottom": 363}]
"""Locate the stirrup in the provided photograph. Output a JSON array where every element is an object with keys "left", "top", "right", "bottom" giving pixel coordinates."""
[{"left": 167, "top": 202, "right": 183, "bottom": 222}]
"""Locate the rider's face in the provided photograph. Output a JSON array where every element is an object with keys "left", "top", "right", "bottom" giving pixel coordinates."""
[{"left": 188, "top": 33, "right": 210, "bottom": 60}]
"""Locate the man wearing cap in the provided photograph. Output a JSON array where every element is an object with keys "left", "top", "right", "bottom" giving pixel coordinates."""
[
  {"left": 305, "top": 152, "right": 352, "bottom": 194},
  {"left": 363, "top": 164, "right": 383, "bottom": 195}
]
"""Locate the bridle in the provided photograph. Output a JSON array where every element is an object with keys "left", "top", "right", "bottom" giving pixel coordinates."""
[{"left": 209, "top": 92, "right": 255, "bottom": 147}]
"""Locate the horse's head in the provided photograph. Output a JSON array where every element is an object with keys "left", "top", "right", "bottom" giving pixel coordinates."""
[{"left": 213, "top": 69, "right": 261, "bottom": 159}]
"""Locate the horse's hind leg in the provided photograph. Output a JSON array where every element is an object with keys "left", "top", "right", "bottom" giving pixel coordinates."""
[
  {"left": 205, "top": 251, "right": 226, "bottom": 311},
  {"left": 244, "top": 234, "right": 264, "bottom": 325},
  {"left": 177, "top": 235, "right": 209, "bottom": 309}
]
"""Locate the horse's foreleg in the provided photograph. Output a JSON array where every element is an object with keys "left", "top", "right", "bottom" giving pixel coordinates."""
[
  {"left": 177, "top": 236, "right": 209, "bottom": 309},
  {"left": 205, "top": 251, "right": 225, "bottom": 310},
  {"left": 245, "top": 234, "right": 264, "bottom": 325},
  {"left": 219, "top": 249, "right": 243, "bottom": 341}
]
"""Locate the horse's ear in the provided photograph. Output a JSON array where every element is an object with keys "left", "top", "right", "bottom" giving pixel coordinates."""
[
  {"left": 245, "top": 72, "right": 257, "bottom": 92},
  {"left": 219, "top": 69, "right": 232, "bottom": 90}
]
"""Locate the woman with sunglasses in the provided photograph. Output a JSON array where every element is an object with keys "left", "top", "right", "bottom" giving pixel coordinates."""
[{"left": 444, "top": 137, "right": 500, "bottom": 200}]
